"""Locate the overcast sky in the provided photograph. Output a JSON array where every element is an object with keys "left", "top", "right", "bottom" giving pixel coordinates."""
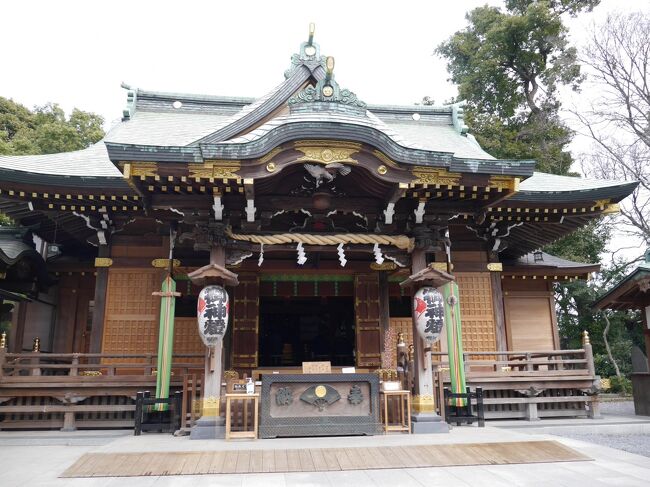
[{"left": 2, "top": 0, "right": 645, "bottom": 131}]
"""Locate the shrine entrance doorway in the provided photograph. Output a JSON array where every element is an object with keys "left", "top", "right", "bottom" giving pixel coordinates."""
[{"left": 258, "top": 296, "right": 355, "bottom": 367}]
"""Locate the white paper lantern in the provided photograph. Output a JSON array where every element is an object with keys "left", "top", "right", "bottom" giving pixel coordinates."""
[
  {"left": 413, "top": 287, "right": 444, "bottom": 344},
  {"left": 197, "top": 285, "right": 229, "bottom": 347}
]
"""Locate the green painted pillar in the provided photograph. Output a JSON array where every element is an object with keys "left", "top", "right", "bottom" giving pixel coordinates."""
[
  {"left": 153, "top": 275, "right": 180, "bottom": 410},
  {"left": 443, "top": 281, "right": 467, "bottom": 406}
]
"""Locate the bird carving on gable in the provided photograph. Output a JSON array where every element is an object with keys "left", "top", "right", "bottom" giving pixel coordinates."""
[{"left": 303, "top": 163, "right": 351, "bottom": 187}]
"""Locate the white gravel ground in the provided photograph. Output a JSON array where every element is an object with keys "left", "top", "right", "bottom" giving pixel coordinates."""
[{"left": 549, "top": 400, "right": 650, "bottom": 458}]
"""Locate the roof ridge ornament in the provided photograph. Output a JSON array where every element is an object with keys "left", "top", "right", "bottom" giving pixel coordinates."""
[
  {"left": 284, "top": 23, "right": 326, "bottom": 79},
  {"left": 451, "top": 101, "right": 469, "bottom": 135},
  {"left": 288, "top": 55, "right": 367, "bottom": 110},
  {"left": 120, "top": 82, "right": 137, "bottom": 121}
]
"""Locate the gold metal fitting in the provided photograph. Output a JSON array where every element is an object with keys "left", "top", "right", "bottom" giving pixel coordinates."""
[
  {"left": 32, "top": 337, "right": 41, "bottom": 352},
  {"left": 582, "top": 330, "right": 590, "bottom": 346},
  {"left": 266, "top": 162, "right": 276, "bottom": 172},
  {"left": 377, "top": 165, "right": 388, "bottom": 175},
  {"left": 0, "top": 331, "right": 6, "bottom": 349},
  {"left": 397, "top": 332, "right": 405, "bottom": 346}
]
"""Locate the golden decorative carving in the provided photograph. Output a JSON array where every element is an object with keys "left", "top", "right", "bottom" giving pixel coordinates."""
[
  {"left": 258, "top": 147, "right": 283, "bottom": 165},
  {"left": 487, "top": 263, "right": 503, "bottom": 272},
  {"left": 602, "top": 203, "right": 620, "bottom": 215},
  {"left": 121, "top": 162, "right": 158, "bottom": 179},
  {"left": 201, "top": 396, "right": 221, "bottom": 417},
  {"left": 593, "top": 199, "right": 611, "bottom": 208},
  {"left": 80, "top": 371, "right": 103, "bottom": 377},
  {"left": 151, "top": 258, "right": 181, "bottom": 268},
  {"left": 189, "top": 161, "right": 241, "bottom": 180},
  {"left": 377, "top": 165, "right": 388, "bottom": 175},
  {"left": 94, "top": 258, "right": 113, "bottom": 267},
  {"left": 412, "top": 394, "right": 436, "bottom": 413},
  {"left": 372, "top": 150, "right": 397, "bottom": 168},
  {"left": 370, "top": 262, "right": 397, "bottom": 271},
  {"left": 488, "top": 175, "right": 520, "bottom": 192},
  {"left": 296, "top": 146, "right": 359, "bottom": 165},
  {"left": 411, "top": 167, "right": 461, "bottom": 186}
]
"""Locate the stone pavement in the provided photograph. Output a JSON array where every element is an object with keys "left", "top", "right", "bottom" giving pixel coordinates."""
[{"left": 2, "top": 413, "right": 650, "bottom": 486}]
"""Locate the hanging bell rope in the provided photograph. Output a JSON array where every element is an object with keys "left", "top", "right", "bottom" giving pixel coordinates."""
[{"left": 226, "top": 229, "right": 414, "bottom": 252}]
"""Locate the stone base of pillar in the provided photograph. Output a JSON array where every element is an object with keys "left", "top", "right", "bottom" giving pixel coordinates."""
[
  {"left": 411, "top": 412, "right": 449, "bottom": 434},
  {"left": 190, "top": 415, "right": 225, "bottom": 440}
]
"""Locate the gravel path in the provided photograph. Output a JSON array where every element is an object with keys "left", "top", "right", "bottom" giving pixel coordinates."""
[
  {"left": 551, "top": 430, "right": 650, "bottom": 458},
  {"left": 551, "top": 400, "right": 650, "bottom": 458},
  {"left": 599, "top": 399, "right": 636, "bottom": 416}
]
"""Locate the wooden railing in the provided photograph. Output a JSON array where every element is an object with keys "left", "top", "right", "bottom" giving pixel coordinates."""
[
  {"left": 431, "top": 348, "right": 595, "bottom": 376},
  {"left": 0, "top": 351, "right": 204, "bottom": 378},
  {"left": 0, "top": 350, "right": 204, "bottom": 430},
  {"left": 430, "top": 345, "right": 600, "bottom": 420},
  {"left": 0, "top": 345, "right": 600, "bottom": 429}
]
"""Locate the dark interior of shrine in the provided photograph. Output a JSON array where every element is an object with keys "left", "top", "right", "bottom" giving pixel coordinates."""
[{"left": 258, "top": 297, "right": 355, "bottom": 367}]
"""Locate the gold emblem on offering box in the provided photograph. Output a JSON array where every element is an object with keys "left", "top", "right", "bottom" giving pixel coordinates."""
[{"left": 315, "top": 385, "right": 327, "bottom": 398}]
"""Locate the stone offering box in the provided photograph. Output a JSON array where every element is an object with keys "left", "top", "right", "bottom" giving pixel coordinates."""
[{"left": 259, "top": 373, "right": 382, "bottom": 438}]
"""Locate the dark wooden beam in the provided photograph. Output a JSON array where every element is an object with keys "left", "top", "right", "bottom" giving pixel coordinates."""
[{"left": 88, "top": 245, "right": 110, "bottom": 355}]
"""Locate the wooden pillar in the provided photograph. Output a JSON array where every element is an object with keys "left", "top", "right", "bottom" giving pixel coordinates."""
[
  {"left": 490, "top": 272, "right": 507, "bottom": 351},
  {"left": 52, "top": 275, "right": 78, "bottom": 353},
  {"left": 641, "top": 306, "right": 650, "bottom": 370},
  {"left": 190, "top": 240, "right": 239, "bottom": 440},
  {"left": 89, "top": 245, "right": 110, "bottom": 354},
  {"left": 203, "top": 245, "right": 226, "bottom": 417},
  {"left": 12, "top": 302, "right": 28, "bottom": 353},
  {"left": 410, "top": 249, "right": 435, "bottom": 414}
]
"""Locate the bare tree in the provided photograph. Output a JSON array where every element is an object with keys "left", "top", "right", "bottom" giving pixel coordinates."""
[{"left": 576, "top": 12, "right": 650, "bottom": 245}]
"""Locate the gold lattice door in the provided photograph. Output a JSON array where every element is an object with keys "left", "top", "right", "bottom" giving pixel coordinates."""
[{"left": 101, "top": 269, "right": 160, "bottom": 362}]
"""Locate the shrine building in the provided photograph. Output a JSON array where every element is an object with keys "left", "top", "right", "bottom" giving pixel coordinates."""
[{"left": 0, "top": 30, "right": 638, "bottom": 431}]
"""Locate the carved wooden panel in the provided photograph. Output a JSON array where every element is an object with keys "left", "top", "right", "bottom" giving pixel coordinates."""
[
  {"left": 101, "top": 269, "right": 160, "bottom": 362},
  {"left": 355, "top": 274, "right": 382, "bottom": 367},
  {"left": 455, "top": 272, "right": 497, "bottom": 353},
  {"left": 231, "top": 274, "right": 259, "bottom": 371}
]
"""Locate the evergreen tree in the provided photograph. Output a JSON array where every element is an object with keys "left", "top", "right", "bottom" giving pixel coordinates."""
[{"left": 0, "top": 98, "right": 104, "bottom": 155}]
